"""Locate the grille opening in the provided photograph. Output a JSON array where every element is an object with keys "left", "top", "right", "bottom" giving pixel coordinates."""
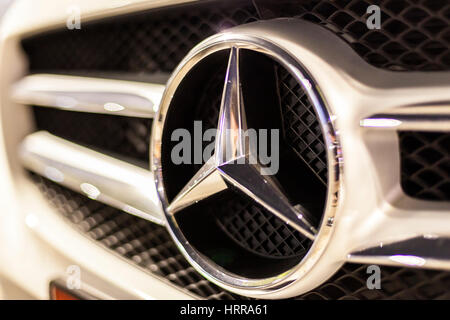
[
  {"left": 297, "top": 263, "right": 450, "bottom": 300},
  {"left": 32, "top": 107, "right": 151, "bottom": 167},
  {"left": 21, "top": 0, "right": 258, "bottom": 75},
  {"left": 399, "top": 131, "right": 450, "bottom": 201},
  {"left": 160, "top": 49, "right": 326, "bottom": 275},
  {"left": 21, "top": 0, "right": 450, "bottom": 74}
]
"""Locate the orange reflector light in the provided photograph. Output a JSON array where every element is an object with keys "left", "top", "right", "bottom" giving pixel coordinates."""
[{"left": 49, "top": 282, "right": 81, "bottom": 300}]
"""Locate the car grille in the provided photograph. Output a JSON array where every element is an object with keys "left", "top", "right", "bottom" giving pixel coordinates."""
[
  {"left": 32, "top": 173, "right": 450, "bottom": 300},
  {"left": 21, "top": 0, "right": 450, "bottom": 74},
  {"left": 299, "top": 263, "right": 450, "bottom": 300},
  {"left": 399, "top": 131, "right": 450, "bottom": 201},
  {"left": 287, "top": 0, "right": 450, "bottom": 72},
  {"left": 19, "top": 0, "right": 450, "bottom": 300}
]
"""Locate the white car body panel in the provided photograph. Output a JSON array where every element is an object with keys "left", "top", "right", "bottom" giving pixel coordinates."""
[{"left": 0, "top": 0, "right": 197, "bottom": 300}]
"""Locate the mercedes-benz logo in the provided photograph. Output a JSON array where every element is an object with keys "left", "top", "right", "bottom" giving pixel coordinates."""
[
  {"left": 166, "top": 47, "right": 317, "bottom": 240},
  {"left": 152, "top": 22, "right": 342, "bottom": 298}
]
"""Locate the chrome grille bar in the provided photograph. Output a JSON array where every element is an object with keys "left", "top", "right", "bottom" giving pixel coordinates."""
[
  {"left": 20, "top": 131, "right": 165, "bottom": 225},
  {"left": 12, "top": 74, "right": 166, "bottom": 118},
  {"left": 360, "top": 105, "right": 450, "bottom": 131},
  {"left": 348, "top": 236, "right": 450, "bottom": 269}
]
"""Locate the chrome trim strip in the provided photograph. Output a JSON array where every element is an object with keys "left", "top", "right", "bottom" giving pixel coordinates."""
[
  {"left": 20, "top": 131, "right": 165, "bottom": 225},
  {"left": 348, "top": 236, "right": 450, "bottom": 269},
  {"left": 361, "top": 105, "right": 450, "bottom": 131},
  {"left": 12, "top": 74, "right": 165, "bottom": 118}
]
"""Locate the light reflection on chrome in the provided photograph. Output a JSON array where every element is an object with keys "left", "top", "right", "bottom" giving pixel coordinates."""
[
  {"left": 389, "top": 255, "right": 426, "bottom": 267},
  {"left": 360, "top": 118, "right": 402, "bottom": 128},
  {"left": 44, "top": 166, "right": 64, "bottom": 183},
  {"left": 80, "top": 183, "right": 101, "bottom": 200}
]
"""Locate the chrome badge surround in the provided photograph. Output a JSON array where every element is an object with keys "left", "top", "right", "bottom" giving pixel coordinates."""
[{"left": 151, "top": 21, "right": 343, "bottom": 299}]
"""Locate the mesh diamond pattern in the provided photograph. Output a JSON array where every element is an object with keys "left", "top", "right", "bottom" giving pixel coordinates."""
[
  {"left": 399, "top": 131, "right": 450, "bottom": 201},
  {"left": 211, "top": 192, "right": 311, "bottom": 258},
  {"left": 289, "top": 0, "right": 450, "bottom": 71},
  {"left": 22, "top": 1, "right": 258, "bottom": 74},
  {"left": 297, "top": 263, "right": 450, "bottom": 300},
  {"left": 278, "top": 67, "right": 328, "bottom": 185},
  {"left": 21, "top": 0, "right": 450, "bottom": 73},
  {"left": 32, "top": 107, "right": 151, "bottom": 164}
]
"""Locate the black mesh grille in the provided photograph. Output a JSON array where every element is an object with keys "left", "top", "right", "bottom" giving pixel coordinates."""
[
  {"left": 21, "top": 0, "right": 450, "bottom": 73},
  {"left": 32, "top": 107, "right": 151, "bottom": 165},
  {"left": 399, "top": 131, "right": 450, "bottom": 201},
  {"left": 284, "top": 0, "right": 450, "bottom": 71},
  {"left": 21, "top": 1, "right": 258, "bottom": 74},
  {"left": 297, "top": 263, "right": 450, "bottom": 300},
  {"left": 278, "top": 67, "right": 327, "bottom": 185},
  {"left": 31, "top": 173, "right": 450, "bottom": 300},
  {"left": 211, "top": 191, "right": 311, "bottom": 258}
]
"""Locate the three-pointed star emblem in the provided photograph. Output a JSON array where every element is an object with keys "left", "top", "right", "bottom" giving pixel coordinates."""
[{"left": 166, "top": 47, "right": 317, "bottom": 240}]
